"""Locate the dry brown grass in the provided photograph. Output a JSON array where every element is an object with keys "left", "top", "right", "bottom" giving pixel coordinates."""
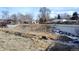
[
  {"left": 15, "top": 24, "right": 51, "bottom": 32},
  {"left": 0, "top": 25, "right": 59, "bottom": 40},
  {"left": 0, "top": 31, "right": 55, "bottom": 51},
  {"left": 0, "top": 24, "right": 60, "bottom": 51}
]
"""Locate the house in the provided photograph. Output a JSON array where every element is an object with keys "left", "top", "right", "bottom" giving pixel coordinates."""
[{"left": 46, "top": 19, "right": 77, "bottom": 24}]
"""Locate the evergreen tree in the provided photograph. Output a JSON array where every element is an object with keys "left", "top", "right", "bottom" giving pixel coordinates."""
[
  {"left": 57, "top": 14, "right": 61, "bottom": 19},
  {"left": 71, "top": 12, "right": 79, "bottom": 20}
]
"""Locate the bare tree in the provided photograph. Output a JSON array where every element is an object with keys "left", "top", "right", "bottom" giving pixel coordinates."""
[
  {"left": 10, "top": 14, "right": 17, "bottom": 20},
  {"left": 16, "top": 13, "right": 25, "bottom": 24},
  {"left": 2, "top": 10, "right": 9, "bottom": 19},
  {"left": 10, "top": 14, "right": 18, "bottom": 24},
  {"left": 25, "top": 14, "right": 33, "bottom": 21},
  {"left": 17, "top": 13, "right": 25, "bottom": 20},
  {"left": 39, "top": 7, "right": 51, "bottom": 24},
  {"left": 17, "top": 13, "right": 33, "bottom": 24}
]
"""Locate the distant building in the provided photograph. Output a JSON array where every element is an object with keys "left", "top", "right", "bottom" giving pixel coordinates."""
[
  {"left": 58, "top": 13, "right": 71, "bottom": 20},
  {"left": 45, "top": 19, "right": 77, "bottom": 24}
]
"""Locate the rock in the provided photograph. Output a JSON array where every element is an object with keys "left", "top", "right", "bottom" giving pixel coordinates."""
[
  {"left": 39, "top": 36, "right": 47, "bottom": 40},
  {"left": 15, "top": 32, "right": 21, "bottom": 36}
]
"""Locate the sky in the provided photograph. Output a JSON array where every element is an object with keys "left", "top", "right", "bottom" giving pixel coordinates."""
[{"left": 0, "top": 7, "right": 79, "bottom": 19}]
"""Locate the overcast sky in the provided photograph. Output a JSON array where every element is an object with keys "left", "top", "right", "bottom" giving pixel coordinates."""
[{"left": 0, "top": 7, "right": 79, "bottom": 19}]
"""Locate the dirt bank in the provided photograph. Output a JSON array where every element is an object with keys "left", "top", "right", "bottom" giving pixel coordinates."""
[{"left": 0, "top": 31, "right": 55, "bottom": 51}]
